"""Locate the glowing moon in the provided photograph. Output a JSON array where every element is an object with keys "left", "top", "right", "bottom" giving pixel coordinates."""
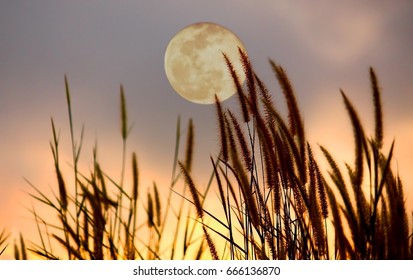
[{"left": 164, "top": 22, "right": 247, "bottom": 104}]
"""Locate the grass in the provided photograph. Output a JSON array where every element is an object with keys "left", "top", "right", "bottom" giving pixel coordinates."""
[
  {"left": 320, "top": 69, "right": 411, "bottom": 259},
  {"left": 0, "top": 229, "right": 9, "bottom": 256},
  {"left": 203, "top": 50, "right": 412, "bottom": 259},
  {"left": 20, "top": 79, "right": 211, "bottom": 260},
  {"left": 2, "top": 51, "right": 412, "bottom": 259}
]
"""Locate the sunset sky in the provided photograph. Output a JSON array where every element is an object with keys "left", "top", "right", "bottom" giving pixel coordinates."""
[{"left": 1, "top": 1, "right": 413, "bottom": 258}]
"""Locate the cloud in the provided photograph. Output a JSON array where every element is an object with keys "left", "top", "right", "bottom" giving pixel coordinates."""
[{"left": 271, "top": 1, "right": 405, "bottom": 65}]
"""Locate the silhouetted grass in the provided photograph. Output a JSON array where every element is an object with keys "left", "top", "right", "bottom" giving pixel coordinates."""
[
  {"left": 12, "top": 51, "right": 413, "bottom": 260},
  {"left": 196, "top": 49, "right": 412, "bottom": 259},
  {"left": 0, "top": 229, "right": 9, "bottom": 256},
  {"left": 23, "top": 81, "right": 212, "bottom": 260},
  {"left": 320, "top": 68, "right": 411, "bottom": 259},
  {"left": 202, "top": 50, "right": 413, "bottom": 259},
  {"left": 202, "top": 49, "right": 330, "bottom": 259}
]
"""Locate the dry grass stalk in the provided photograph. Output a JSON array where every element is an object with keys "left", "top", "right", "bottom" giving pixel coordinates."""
[
  {"left": 132, "top": 152, "right": 139, "bottom": 202},
  {"left": 153, "top": 183, "right": 162, "bottom": 227},
  {"left": 215, "top": 95, "right": 228, "bottom": 162},
  {"left": 370, "top": 67, "right": 383, "bottom": 149},
  {"left": 147, "top": 192, "right": 154, "bottom": 228},
  {"left": 228, "top": 110, "right": 252, "bottom": 171},
  {"left": 0, "top": 229, "right": 9, "bottom": 256},
  {"left": 185, "top": 119, "right": 194, "bottom": 172},
  {"left": 239, "top": 47, "right": 258, "bottom": 114},
  {"left": 120, "top": 85, "right": 128, "bottom": 140},
  {"left": 222, "top": 52, "right": 249, "bottom": 123},
  {"left": 178, "top": 162, "right": 203, "bottom": 220},
  {"left": 202, "top": 226, "right": 219, "bottom": 260}
]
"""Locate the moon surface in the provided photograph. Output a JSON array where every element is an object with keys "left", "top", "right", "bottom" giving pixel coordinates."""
[{"left": 164, "top": 22, "right": 247, "bottom": 104}]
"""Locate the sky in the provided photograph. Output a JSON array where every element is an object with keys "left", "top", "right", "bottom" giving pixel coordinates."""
[{"left": 1, "top": 1, "right": 413, "bottom": 258}]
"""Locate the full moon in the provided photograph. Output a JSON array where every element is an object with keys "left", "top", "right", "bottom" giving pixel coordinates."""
[{"left": 164, "top": 22, "right": 247, "bottom": 104}]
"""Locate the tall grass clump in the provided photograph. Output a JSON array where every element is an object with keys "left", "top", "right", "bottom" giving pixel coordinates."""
[
  {"left": 201, "top": 49, "right": 331, "bottom": 260},
  {"left": 200, "top": 49, "right": 412, "bottom": 259},
  {"left": 321, "top": 68, "right": 412, "bottom": 259},
  {"left": 24, "top": 79, "right": 213, "bottom": 260},
  {"left": 20, "top": 52, "right": 412, "bottom": 260}
]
